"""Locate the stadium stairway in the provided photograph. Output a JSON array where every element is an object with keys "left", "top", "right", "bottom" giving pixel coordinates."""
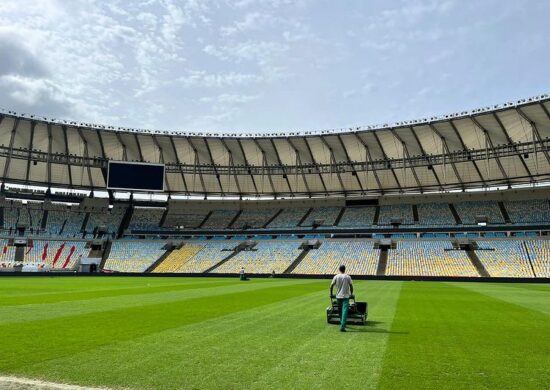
[
  {"left": 263, "top": 209, "right": 282, "bottom": 228},
  {"left": 41, "top": 210, "right": 49, "bottom": 230},
  {"left": 14, "top": 246, "right": 24, "bottom": 263},
  {"left": 466, "top": 249, "right": 490, "bottom": 277},
  {"left": 522, "top": 241, "right": 538, "bottom": 277},
  {"left": 283, "top": 247, "right": 311, "bottom": 274},
  {"left": 145, "top": 247, "right": 173, "bottom": 273},
  {"left": 333, "top": 207, "right": 346, "bottom": 227},
  {"left": 117, "top": 206, "right": 133, "bottom": 238},
  {"left": 412, "top": 205, "right": 419, "bottom": 223},
  {"left": 99, "top": 240, "right": 113, "bottom": 271},
  {"left": 59, "top": 219, "right": 68, "bottom": 235},
  {"left": 373, "top": 206, "right": 380, "bottom": 225},
  {"left": 498, "top": 202, "right": 512, "bottom": 223},
  {"left": 198, "top": 211, "right": 213, "bottom": 229},
  {"left": 227, "top": 210, "right": 243, "bottom": 229},
  {"left": 203, "top": 247, "right": 243, "bottom": 273},
  {"left": 376, "top": 248, "right": 388, "bottom": 276},
  {"left": 81, "top": 212, "right": 90, "bottom": 236},
  {"left": 298, "top": 208, "right": 313, "bottom": 227},
  {"left": 449, "top": 204, "right": 462, "bottom": 224},
  {"left": 159, "top": 208, "right": 169, "bottom": 227}
]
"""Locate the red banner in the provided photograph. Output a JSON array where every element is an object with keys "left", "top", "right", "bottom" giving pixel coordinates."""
[
  {"left": 42, "top": 243, "right": 49, "bottom": 262},
  {"left": 52, "top": 243, "right": 66, "bottom": 267},
  {"left": 62, "top": 246, "right": 76, "bottom": 269}
]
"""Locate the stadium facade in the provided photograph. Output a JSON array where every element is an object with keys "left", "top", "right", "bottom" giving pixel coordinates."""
[{"left": 0, "top": 95, "right": 549, "bottom": 280}]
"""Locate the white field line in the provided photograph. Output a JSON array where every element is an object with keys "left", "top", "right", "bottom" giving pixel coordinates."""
[{"left": 0, "top": 376, "right": 111, "bottom": 390}]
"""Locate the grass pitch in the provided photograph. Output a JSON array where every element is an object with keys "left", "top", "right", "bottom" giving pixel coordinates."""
[{"left": 0, "top": 277, "right": 548, "bottom": 389}]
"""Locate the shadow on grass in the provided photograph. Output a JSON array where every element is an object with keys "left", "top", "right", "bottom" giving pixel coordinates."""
[
  {"left": 344, "top": 327, "right": 408, "bottom": 335},
  {"left": 329, "top": 320, "right": 408, "bottom": 334}
]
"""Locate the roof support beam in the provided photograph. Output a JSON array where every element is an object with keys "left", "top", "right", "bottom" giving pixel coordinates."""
[
  {"left": 319, "top": 136, "right": 346, "bottom": 195},
  {"left": 372, "top": 131, "right": 403, "bottom": 191},
  {"left": 203, "top": 138, "right": 224, "bottom": 196},
  {"left": 61, "top": 126, "right": 73, "bottom": 188},
  {"left": 152, "top": 135, "right": 171, "bottom": 192},
  {"left": 493, "top": 112, "right": 534, "bottom": 180},
  {"left": 337, "top": 134, "right": 364, "bottom": 194},
  {"left": 115, "top": 133, "right": 127, "bottom": 161},
  {"left": 252, "top": 139, "right": 276, "bottom": 196},
  {"left": 134, "top": 134, "right": 144, "bottom": 162},
  {"left": 96, "top": 129, "right": 107, "bottom": 160},
  {"left": 301, "top": 137, "right": 329, "bottom": 196},
  {"left": 390, "top": 129, "right": 422, "bottom": 191},
  {"left": 237, "top": 139, "right": 259, "bottom": 196},
  {"left": 169, "top": 136, "right": 189, "bottom": 195},
  {"left": 219, "top": 139, "right": 242, "bottom": 196},
  {"left": 76, "top": 127, "right": 94, "bottom": 189},
  {"left": 353, "top": 133, "right": 383, "bottom": 193},
  {"left": 269, "top": 139, "right": 293, "bottom": 196},
  {"left": 186, "top": 137, "right": 207, "bottom": 196},
  {"left": 286, "top": 138, "right": 312, "bottom": 196},
  {"left": 518, "top": 106, "right": 550, "bottom": 166},
  {"left": 470, "top": 118, "right": 510, "bottom": 185},
  {"left": 408, "top": 126, "right": 443, "bottom": 189},
  {"left": 449, "top": 120, "right": 485, "bottom": 183},
  {"left": 47, "top": 124, "right": 53, "bottom": 185},
  {"left": 2, "top": 117, "right": 19, "bottom": 181},
  {"left": 25, "top": 121, "right": 36, "bottom": 184},
  {"left": 429, "top": 124, "right": 465, "bottom": 189}
]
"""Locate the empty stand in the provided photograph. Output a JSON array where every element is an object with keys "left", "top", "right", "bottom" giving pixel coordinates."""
[
  {"left": 386, "top": 241, "right": 478, "bottom": 277},
  {"left": 475, "top": 240, "right": 533, "bottom": 278},
  {"left": 129, "top": 207, "right": 166, "bottom": 231},
  {"left": 337, "top": 206, "right": 376, "bottom": 227},
  {"left": 417, "top": 203, "right": 454, "bottom": 225},
  {"left": 212, "top": 241, "right": 302, "bottom": 274},
  {"left": 523, "top": 240, "right": 550, "bottom": 278},
  {"left": 300, "top": 207, "right": 342, "bottom": 227},
  {"left": 378, "top": 204, "right": 414, "bottom": 225},
  {"left": 504, "top": 199, "right": 550, "bottom": 224},
  {"left": 267, "top": 208, "right": 309, "bottom": 228},
  {"left": 454, "top": 201, "right": 504, "bottom": 224},
  {"left": 292, "top": 241, "right": 379, "bottom": 275},
  {"left": 103, "top": 241, "right": 166, "bottom": 273}
]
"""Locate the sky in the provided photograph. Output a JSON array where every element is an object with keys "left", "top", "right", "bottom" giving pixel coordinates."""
[{"left": 0, "top": 0, "right": 548, "bottom": 134}]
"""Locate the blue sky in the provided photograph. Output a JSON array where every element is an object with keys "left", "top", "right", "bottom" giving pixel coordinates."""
[{"left": 0, "top": 0, "right": 548, "bottom": 134}]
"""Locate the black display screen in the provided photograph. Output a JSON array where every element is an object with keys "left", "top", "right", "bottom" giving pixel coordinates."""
[{"left": 107, "top": 161, "right": 165, "bottom": 191}]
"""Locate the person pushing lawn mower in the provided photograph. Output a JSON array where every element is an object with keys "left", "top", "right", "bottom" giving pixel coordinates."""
[{"left": 330, "top": 265, "right": 353, "bottom": 332}]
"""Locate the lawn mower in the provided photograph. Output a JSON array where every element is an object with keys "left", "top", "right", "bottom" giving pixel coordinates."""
[{"left": 326, "top": 295, "right": 368, "bottom": 325}]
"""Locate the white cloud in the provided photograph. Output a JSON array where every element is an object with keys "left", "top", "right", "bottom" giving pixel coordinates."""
[
  {"left": 178, "top": 70, "right": 265, "bottom": 88},
  {"left": 203, "top": 40, "right": 289, "bottom": 65},
  {"left": 199, "top": 93, "right": 260, "bottom": 104}
]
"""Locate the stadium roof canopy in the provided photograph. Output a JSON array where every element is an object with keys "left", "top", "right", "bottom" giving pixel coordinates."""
[{"left": 0, "top": 94, "right": 550, "bottom": 198}]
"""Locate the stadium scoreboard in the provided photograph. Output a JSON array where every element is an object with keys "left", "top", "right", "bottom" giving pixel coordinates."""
[{"left": 107, "top": 161, "right": 165, "bottom": 191}]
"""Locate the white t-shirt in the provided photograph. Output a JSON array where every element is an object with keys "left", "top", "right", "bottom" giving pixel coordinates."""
[{"left": 331, "top": 273, "right": 353, "bottom": 299}]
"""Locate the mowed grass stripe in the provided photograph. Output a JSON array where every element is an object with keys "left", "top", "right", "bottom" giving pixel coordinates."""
[
  {"left": 377, "top": 282, "right": 550, "bottom": 389},
  {"left": 0, "top": 276, "right": 192, "bottom": 296},
  {"left": 0, "top": 279, "right": 241, "bottom": 306},
  {"left": 0, "top": 278, "right": 315, "bottom": 325},
  {"left": 25, "top": 289, "right": 330, "bottom": 389},
  {"left": 497, "top": 283, "right": 550, "bottom": 293},
  {"left": 18, "top": 280, "right": 402, "bottom": 390},
  {"left": 247, "top": 281, "right": 403, "bottom": 390},
  {"left": 453, "top": 282, "right": 550, "bottom": 316},
  {"left": 0, "top": 279, "right": 326, "bottom": 371}
]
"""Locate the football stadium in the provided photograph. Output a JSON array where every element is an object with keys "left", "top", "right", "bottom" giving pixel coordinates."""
[
  {"left": 0, "top": 95, "right": 549, "bottom": 389},
  {"left": 1, "top": 2, "right": 549, "bottom": 389}
]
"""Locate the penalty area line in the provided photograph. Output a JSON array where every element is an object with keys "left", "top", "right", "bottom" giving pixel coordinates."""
[{"left": 0, "top": 375, "right": 111, "bottom": 390}]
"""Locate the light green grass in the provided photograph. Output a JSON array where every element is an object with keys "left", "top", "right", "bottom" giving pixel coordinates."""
[{"left": 0, "top": 277, "right": 547, "bottom": 389}]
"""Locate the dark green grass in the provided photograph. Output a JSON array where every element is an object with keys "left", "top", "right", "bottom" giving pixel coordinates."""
[{"left": 0, "top": 277, "right": 547, "bottom": 389}]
